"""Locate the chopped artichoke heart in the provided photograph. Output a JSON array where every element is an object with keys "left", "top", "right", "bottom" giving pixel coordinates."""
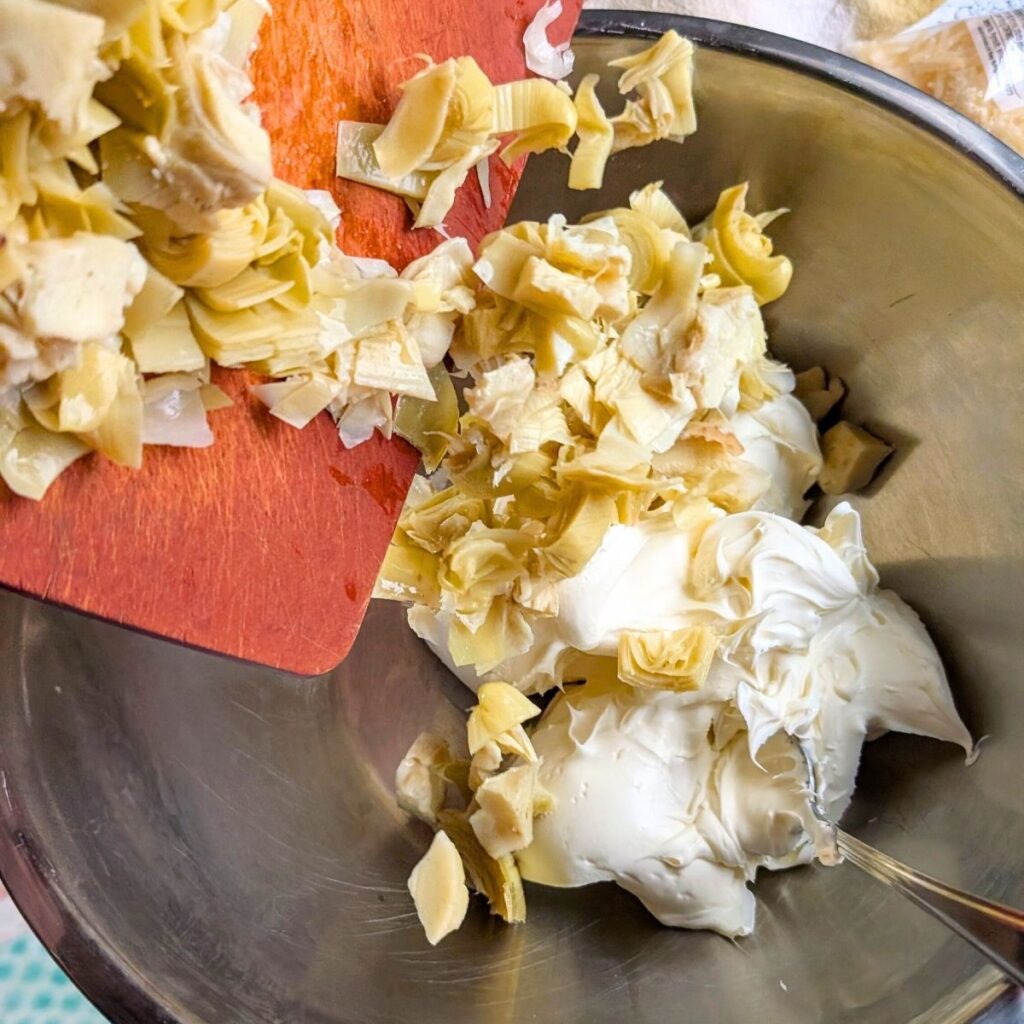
[
  {"left": 568, "top": 74, "right": 613, "bottom": 192},
  {"left": 470, "top": 764, "right": 537, "bottom": 859},
  {"left": 587, "top": 207, "right": 670, "bottom": 294},
  {"left": 629, "top": 181, "right": 689, "bottom": 234},
  {"left": 491, "top": 79, "right": 578, "bottom": 163},
  {"left": 336, "top": 122, "right": 431, "bottom": 200},
  {"left": 29, "top": 341, "right": 124, "bottom": 434},
  {"left": 195, "top": 266, "right": 294, "bottom": 313},
  {"left": 407, "top": 830, "right": 470, "bottom": 945},
  {"left": 79, "top": 355, "right": 143, "bottom": 468},
  {"left": 18, "top": 234, "right": 146, "bottom": 343},
  {"left": 142, "top": 203, "right": 267, "bottom": 288},
  {"left": 185, "top": 295, "right": 320, "bottom": 366},
  {"left": 395, "top": 732, "right": 453, "bottom": 824},
  {"left": 437, "top": 809, "right": 526, "bottom": 924},
  {"left": 353, "top": 323, "right": 435, "bottom": 401},
  {"left": 0, "top": 0, "right": 107, "bottom": 133},
  {"left": 123, "top": 264, "right": 185, "bottom": 338},
  {"left": 468, "top": 740, "right": 503, "bottom": 791},
  {"left": 341, "top": 278, "right": 414, "bottom": 335},
  {"left": 540, "top": 487, "right": 618, "bottom": 577},
  {"left": 819, "top": 420, "right": 892, "bottom": 495},
  {"left": 375, "top": 530, "right": 442, "bottom": 605},
  {"left": 415, "top": 139, "right": 497, "bottom": 229},
  {"left": 374, "top": 60, "right": 459, "bottom": 180},
  {"left": 395, "top": 361, "right": 459, "bottom": 473},
  {"left": 696, "top": 183, "right": 793, "bottom": 306},
  {"left": 250, "top": 374, "right": 340, "bottom": 430},
  {"left": 618, "top": 625, "right": 719, "bottom": 691},
  {"left": 129, "top": 301, "right": 206, "bottom": 374},
  {"left": 513, "top": 256, "right": 601, "bottom": 320},
  {"left": 466, "top": 682, "right": 541, "bottom": 755},
  {"left": 0, "top": 423, "right": 90, "bottom": 500},
  {"left": 610, "top": 30, "right": 696, "bottom": 152}
]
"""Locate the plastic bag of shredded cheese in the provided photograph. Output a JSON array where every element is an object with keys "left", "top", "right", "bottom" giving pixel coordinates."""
[{"left": 853, "top": 0, "right": 1024, "bottom": 154}]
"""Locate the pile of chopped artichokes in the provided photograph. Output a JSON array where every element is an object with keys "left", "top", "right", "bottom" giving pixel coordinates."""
[
  {"left": 0, "top": 0, "right": 478, "bottom": 498},
  {"left": 375, "top": 178, "right": 803, "bottom": 688},
  {"left": 336, "top": 30, "right": 699, "bottom": 228}
]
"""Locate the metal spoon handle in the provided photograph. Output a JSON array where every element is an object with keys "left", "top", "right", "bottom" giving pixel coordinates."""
[{"left": 837, "top": 829, "right": 1024, "bottom": 986}]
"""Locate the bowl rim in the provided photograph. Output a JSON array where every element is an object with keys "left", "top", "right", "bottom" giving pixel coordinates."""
[
  {"left": 579, "top": 8, "right": 1024, "bottom": 197},
  {"left": 3, "top": 13, "right": 1023, "bottom": 1024}
]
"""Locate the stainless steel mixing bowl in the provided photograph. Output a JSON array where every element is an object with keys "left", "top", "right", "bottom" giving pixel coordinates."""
[{"left": 2, "top": 12, "right": 1023, "bottom": 1024}]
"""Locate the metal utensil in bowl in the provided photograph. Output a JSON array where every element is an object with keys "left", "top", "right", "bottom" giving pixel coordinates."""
[
  {"left": 1, "top": 12, "right": 1023, "bottom": 1024},
  {"left": 797, "top": 744, "right": 1024, "bottom": 987}
]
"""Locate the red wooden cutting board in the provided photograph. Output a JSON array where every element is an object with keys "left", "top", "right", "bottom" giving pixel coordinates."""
[{"left": 0, "top": 0, "right": 581, "bottom": 675}]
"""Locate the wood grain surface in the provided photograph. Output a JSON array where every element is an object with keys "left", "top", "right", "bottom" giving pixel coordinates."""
[{"left": 0, "top": 0, "right": 581, "bottom": 675}]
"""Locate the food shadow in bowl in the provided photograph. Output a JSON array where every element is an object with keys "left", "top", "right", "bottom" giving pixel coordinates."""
[{"left": 1, "top": 12, "right": 1023, "bottom": 1024}]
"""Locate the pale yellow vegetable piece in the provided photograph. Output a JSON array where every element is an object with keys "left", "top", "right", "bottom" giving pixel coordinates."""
[
  {"left": 794, "top": 365, "right": 845, "bottom": 422},
  {"left": 464, "top": 356, "right": 536, "bottom": 443},
  {"left": 142, "top": 203, "right": 267, "bottom": 289},
  {"left": 129, "top": 302, "right": 207, "bottom": 374},
  {"left": 195, "top": 267, "right": 295, "bottom": 313},
  {"left": 437, "top": 808, "right": 527, "bottom": 924},
  {"left": 200, "top": 384, "right": 233, "bottom": 411},
  {"left": 618, "top": 240, "right": 705, "bottom": 373},
  {"left": 335, "top": 122, "right": 431, "bottom": 200},
  {"left": 588, "top": 206, "right": 670, "bottom": 294},
  {"left": 394, "top": 361, "right": 459, "bottom": 473},
  {"left": 609, "top": 30, "right": 696, "bottom": 152},
  {"left": 341, "top": 277, "right": 414, "bottom": 335},
  {"left": 53, "top": 342, "right": 125, "bottom": 434},
  {"left": 123, "top": 265, "right": 185, "bottom": 339},
  {"left": 100, "top": 33, "right": 272, "bottom": 234},
  {"left": 468, "top": 740, "right": 503, "bottom": 791},
  {"left": 185, "top": 295, "right": 320, "bottom": 367},
  {"left": 818, "top": 420, "right": 893, "bottom": 495},
  {"left": 415, "top": 140, "right": 497, "bottom": 230},
  {"left": 353, "top": 322, "right": 436, "bottom": 400},
  {"left": 374, "top": 534, "right": 441, "bottom": 606},
  {"left": 374, "top": 60, "right": 459, "bottom": 180},
  {"left": 513, "top": 255, "right": 603, "bottom": 321},
  {"left": 568, "top": 74, "right": 613, "bottom": 192},
  {"left": 540, "top": 488, "right": 618, "bottom": 577},
  {"left": 407, "top": 830, "right": 470, "bottom": 945},
  {"left": 493, "top": 723, "right": 538, "bottom": 764},
  {"left": 491, "top": 79, "right": 578, "bottom": 163},
  {"left": 395, "top": 732, "right": 453, "bottom": 825},
  {"left": 221, "top": 0, "right": 268, "bottom": 66},
  {"left": 428, "top": 57, "right": 494, "bottom": 165},
  {"left": 0, "top": 0, "right": 106, "bottom": 132},
  {"left": 17, "top": 234, "right": 146, "bottom": 343},
  {"left": 697, "top": 183, "right": 792, "bottom": 306},
  {"left": 81, "top": 356, "right": 143, "bottom": 467},
  {"left": 629, "top": 180, "right": 688, "bottom": 234},
  {"left": 0, "top": 424, "right": 90, "bottom": 500},
  {"left": 250, "top": 374, "right": 341, "bottom": 430},
  {"left": 466, "top": 682, "right": 540, "bottom": 755},
  {"left": 618, "top": 625, "right": 719, "bottom": 691},
  {"left": 470, "top": 763, "right": 537, "bottom": 859}
]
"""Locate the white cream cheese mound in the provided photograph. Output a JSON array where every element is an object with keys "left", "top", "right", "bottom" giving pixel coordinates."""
[
  {"left": 517, "top": 688, "right": 816, "bottom": 936},
  {"left": 414, "top": 501, "right": 970, "bottom": 935},
  {"left": 513, "top": 503, "right": 970, "bottom": 935}
]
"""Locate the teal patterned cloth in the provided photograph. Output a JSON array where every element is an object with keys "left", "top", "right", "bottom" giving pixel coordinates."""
[{"left": 0, "top": 932, "right": 107, "bottom": 1024}]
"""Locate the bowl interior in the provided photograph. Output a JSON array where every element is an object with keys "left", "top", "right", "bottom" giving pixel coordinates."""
[{"left": 1, "top": 21, "right": 1023, "bottom": 1024}]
